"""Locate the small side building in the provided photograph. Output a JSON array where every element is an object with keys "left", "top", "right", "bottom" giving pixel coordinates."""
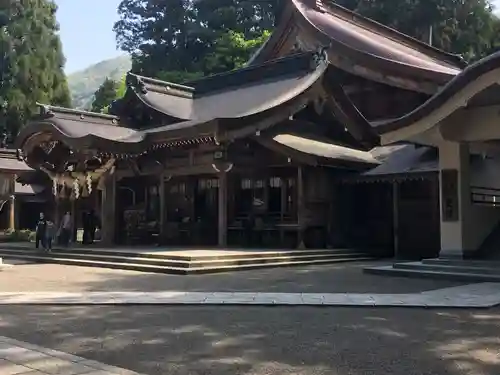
[{"left": 0, "top": 148, "right": 49, "bottom": 231}]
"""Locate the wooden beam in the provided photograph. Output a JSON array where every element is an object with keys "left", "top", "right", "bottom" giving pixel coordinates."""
[
  {"left": 159, "top": 172, "right": 166, "bottom": 242},
  {"left": 100, "top": 173, "right": 116, "bottom": 246},
  {"left": 8, "top": 195, "right": 15, "bottom": 231},
  {"left": 392, "top": 182, "right": 400, "bottom": 259},
  {"left": 297, "top": 166, "right": 305, "bottom": 249},
  {"left": 218, "top": 173, "right": 228, "bottom": 247}
]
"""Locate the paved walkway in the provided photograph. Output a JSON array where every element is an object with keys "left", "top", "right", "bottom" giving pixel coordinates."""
[
  {"left": 1, "top": 283, "right": 499, "bottom": 307},
  {"left": 0, "top": 261, "right": 465, "bottom": 294},
  {"left": 0, "top": 335, "right": 143, "bottom": 374}
]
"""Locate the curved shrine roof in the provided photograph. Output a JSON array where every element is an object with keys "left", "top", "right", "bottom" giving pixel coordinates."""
[
  {"left": 251, "top": 0, "right": 465, "bottom": 92},
  {"left": 16, "top": 51, "right": 331, "bottom": 158},
  {"left": 374, "top": 50, "right": 500, "bottom": 144},
  {"left": 0, "top": 149, "right": 32, "bottom": 173},
  {"left": 123, "top": 51, "right": 328, "bottom": 121},
  {"left": 16, "top": 105, "right": 146, "bottom": 155}
]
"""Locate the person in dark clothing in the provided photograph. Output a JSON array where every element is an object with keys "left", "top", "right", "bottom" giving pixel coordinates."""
[
  {"left": 88, "top": 209, "right": 98, "bottom": 244},
  {"left": 59, "top": 211, "right": 72, "bottom": 247},
  {"left": 45, "top": 219, "right": 55, "bottom": 252},
  {"left": 35, "top": 212, "right": 47, "bottom": 249}
]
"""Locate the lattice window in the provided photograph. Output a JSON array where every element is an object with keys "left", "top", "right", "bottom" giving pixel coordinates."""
[{"left": 269, "top": 177, "right": 282, "bottom": 188}]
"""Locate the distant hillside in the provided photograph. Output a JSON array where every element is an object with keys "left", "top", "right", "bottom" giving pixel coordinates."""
[{"left": 68, "top": 55, "right": 131, "bottom": 109}]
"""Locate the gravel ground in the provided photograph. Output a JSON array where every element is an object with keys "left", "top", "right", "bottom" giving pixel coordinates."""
[
  {"left": 0, "top": 305, "right": 498, "bottom": 375},
  {"left": 0, "top": 260, "right": 465, "bottom": 293}
]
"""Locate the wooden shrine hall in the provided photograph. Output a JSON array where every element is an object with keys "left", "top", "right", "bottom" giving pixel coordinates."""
[{"left": 15, "top": 0, "right": 484, "bottom": 258}]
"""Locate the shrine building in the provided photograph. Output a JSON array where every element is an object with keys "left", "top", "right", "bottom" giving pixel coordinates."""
[{"left": 14, "top": 0, "right": 500, "bottom": 261}]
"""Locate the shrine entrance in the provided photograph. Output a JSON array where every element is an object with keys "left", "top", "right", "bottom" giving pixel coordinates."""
[
  {"left": 163, "top": 175, "right": 219, "bottom": 246},
  {"left": 116, "top": 176, "right": 161, "bottom": 245}
]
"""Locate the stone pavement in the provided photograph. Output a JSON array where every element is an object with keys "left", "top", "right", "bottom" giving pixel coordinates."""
[
  {"left": 0, "top": 283, "right": 499, "bottom": 307},
  {"left": 0, "top": 335, "right": 143, "bottom": 374},
  {"left": 1, "top": 305, "right": 499, "bottom": 375},
  {"left": 0, "top": 261, "right": 465, "bottom": 294}
]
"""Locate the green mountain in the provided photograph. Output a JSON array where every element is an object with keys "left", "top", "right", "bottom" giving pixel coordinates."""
[{"left": 67, "top": 55, "right": 131, "bottom": 110}]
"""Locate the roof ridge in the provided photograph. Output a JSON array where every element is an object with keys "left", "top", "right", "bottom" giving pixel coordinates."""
[
  {"left": 36, "top": 103, "right": 120, "bottom": 122},
  {"left": 319, "top": 0, "right": 467, "bottom": 68},
  {"left": 126, "top": 72, "right": 195, "bottom": 95},
  {"left": 185, "top": 49, "right": 328, "bottom": 95}
]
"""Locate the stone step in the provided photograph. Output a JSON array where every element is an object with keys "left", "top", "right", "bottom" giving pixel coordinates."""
[
  {"left": 422, "top": 258, "right": 500, "bottom": 268},
  {"left": 0, "top": 257, "right": 13, "bottom": 271},
  {"left": 0, "top": 244, "right": 353, "bottom": 261},
  {"left": 0, "top": 252, "right": 374, "bottom": 274},
  {"left": 393, "top": 261, "right": 500, "bottom": 276},
  {"left": 0, "top": 248, "right": 369, "bottom": 269},
  {"left": 364, "top": 264, "right": 500, "bottom": 282}
]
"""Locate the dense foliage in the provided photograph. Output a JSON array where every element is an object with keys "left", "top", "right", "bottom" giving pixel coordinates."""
[
  {"left": 114, "top": 0, "right": 500, "bottom": 81},
  {"left": 337, "top": 0, "right": 500, "bottom": 61},
  {"left": 113, "top": 0, "right": 279, "bottom": 78},
  {"left": 0, "top": 0, "right": 71, "bottom": 135},
  {"left": 90, "top": 77, "right": 118, "bottom": 113}
]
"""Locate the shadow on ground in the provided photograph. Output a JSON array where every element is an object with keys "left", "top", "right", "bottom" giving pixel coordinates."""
[
  {"left": 0, "top": 305, "right": 498, "bottom": 375},
  {"left": 0, "top": 260, "right": 466, "bottom": 294}
]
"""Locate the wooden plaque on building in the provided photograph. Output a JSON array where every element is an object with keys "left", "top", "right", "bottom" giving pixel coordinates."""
[{"left": 441, "top": 169, "right": 459, "bottom": 222}]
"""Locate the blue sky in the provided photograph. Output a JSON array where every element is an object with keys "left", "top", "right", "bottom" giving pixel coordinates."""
[
  {"left": 55, "top": 0, "right": 123, "bottom": 74},
  {"left": 55, "top": 0, "right": 500, "bottom": 74}
]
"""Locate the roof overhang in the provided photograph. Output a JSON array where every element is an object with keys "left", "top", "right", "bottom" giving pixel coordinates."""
[
  {"left": 249, "top": 0, "right": 464, "bottom": 93},
  {"left": 374, "top": 51, "right": 500, "bottom": 146},
  {"left": 271, "top": 133, "right": 380, "bottom": 168},
  {"left": 15, "top": 52, "right": 331, "bottom": 162}
]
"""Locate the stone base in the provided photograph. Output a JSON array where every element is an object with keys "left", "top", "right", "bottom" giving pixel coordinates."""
[
  {"left": 438, "top": 250, "right": 464, "bottom": 259},
  {"left": 439, "top": 249, "right": 480, "bottom": 260}
]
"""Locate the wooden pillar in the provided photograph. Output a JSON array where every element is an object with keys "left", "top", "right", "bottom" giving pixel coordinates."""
[
  {"left": 297, "top": 166, "right": 305, "bottom": 249},
  {"left": 54, "top": 196, "right": 60, "bottom": 229},
  {"left": 8, "top": 195, "right": 15, "bottom": 230},
  {"left": 218, "top": 173, "right": 228, "bottom": 247},
  {"left": 100, "top": 174, "right": 116, "bottom": 246},
  {"left": 392, "top": 181, "right": 400, "bottom": 259},
  {"left": 71, "top": 199, "right": 77, "bottom": 242},
  {"left": 280, "top": 178, "right": 286, "bottom": 244},
  {"left": 159, "top": 174, "right": 166, "bottom": 243}
]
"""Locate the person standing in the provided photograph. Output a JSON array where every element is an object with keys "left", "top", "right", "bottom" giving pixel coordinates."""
[
  {"left": 45, "top": 218, "right": 55, "bottom": 252},
  {"left": 35, "top": 213, "right": 47, "bottom": 249},
  {"left": 59, "top": 211, "right": 72, "bottom": 247},
  {"left": 88, "top": 209, "right": 99, "bottom": 244}
]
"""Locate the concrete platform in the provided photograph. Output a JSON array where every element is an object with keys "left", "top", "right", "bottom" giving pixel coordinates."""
[
  {"left": 0, "top": 243, "right": 374, "bottom": 274},
  {"left": 364, "top": 258, "right": 500, "bottom": 282},
  {"left": 0, "top": 257, "right": 12, "bottom": 271}
]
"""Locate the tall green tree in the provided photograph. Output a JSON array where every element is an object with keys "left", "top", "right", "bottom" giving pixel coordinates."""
[
  {"left": 0, "top": 0, "right": 71, "bottom": 136},
  {"left": 114, "top": 0, "right": 203, "bottom": 77},
  {"left": 90, "top": 77, "right": 117, "bottom": 113},
  {"left": 337, "top": 0, "right": 499, "bottom": 61},
  {"left": 204, "top": 30, "right": 271, "bottom": 74},
  {"left": 113, "top": 0, "right": 279, "bottom": 78}
]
